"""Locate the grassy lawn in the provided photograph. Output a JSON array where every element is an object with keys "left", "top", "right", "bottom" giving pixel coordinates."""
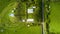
[
  {"left": 0, "top": 22, "right": 42, "bottom": 34},
  {"left": 0, "top": 0, "right": 16, "bottom": 13},
  {"left": 49, "top": 2, "right": 60, "bottom": 33}
]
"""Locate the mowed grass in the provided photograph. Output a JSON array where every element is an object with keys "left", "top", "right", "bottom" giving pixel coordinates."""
[
  {"left": 0, "top": 0, "right": 16, "bottom": 13},
  {"left": 0, "top": 0, "right": 42, "bottom": 34},
  {"left": 0, "top": 22, "right": 41, "bottom": 34},
  {"left": 49, "top": 2, "right": 60, "bottom": 33}
]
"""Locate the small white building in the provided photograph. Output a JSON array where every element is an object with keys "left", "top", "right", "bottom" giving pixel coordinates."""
[
  {"left": 12, "top": 10, "right": 14, "bottom": 12},
  {"left": 32, "top": 6, "right": 36, "bottom": 8},
  {"left": 27, "top": 19, "right": 34, "bottom": 22},
  {"left": 27, "top": 24, "right": 30, "bottom": 27},
  {"left": 22, "top": 19, "right": 25, "bottom": 22},
  {"left": 27, "top": 8, "right": 33, "bottom": 13},
  {"left": 9, "top": 13, "right": 14, "bottom": 17},
  {"left": 12, "top": 8, "right": 16, "bottom": 12}
]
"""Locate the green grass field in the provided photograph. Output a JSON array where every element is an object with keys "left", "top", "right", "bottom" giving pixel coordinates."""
[{"left": 49, "top": 1, "right": 60, "bottom": 34}]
